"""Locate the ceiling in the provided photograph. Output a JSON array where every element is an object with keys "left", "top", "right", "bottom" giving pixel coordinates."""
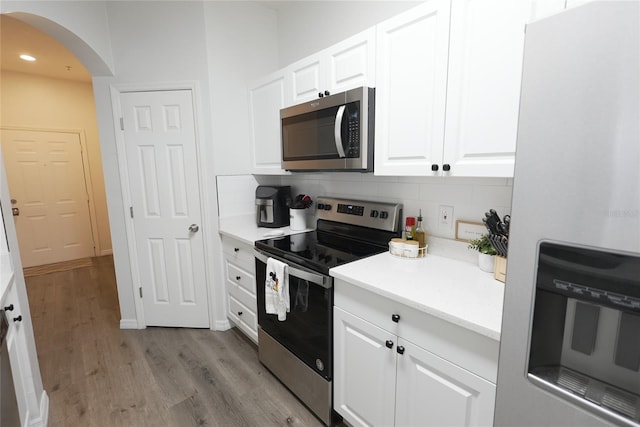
[{"left": 1, "top": 14, "right": 92, "bottom": 83}]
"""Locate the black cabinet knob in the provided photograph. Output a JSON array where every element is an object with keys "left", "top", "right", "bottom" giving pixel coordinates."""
[
  {"left": 236, "top": 276, "right": 241, "bottom": 281},
  {"left": 431, "top": 164, "right": 439, "bottom": 172},
  {"left": 443, "top": 164, "right": 451, "bottom": 172},
  {"left": 385, "top": 340, "right": 394, "bottom": 349},
  {"left": 4, "top": 304, "right": 14, "bottom": 312},
  {"left": 13, "top": 315, "right": 22, "bottom": 323},
  {"left": 391, "top": 314, "right": 400, "bottom": 323},
  {"left": 234, "top": 248, "right": 239, "bottom": 252},
  {"left": 397, "top": 345, "right": 405, "bottom": 355},
  {"left": 318, "top": 92, "right": 324, "bottom": 98},
  {"left": 324, "top": 90, "right": 330, "bottom": 96},
  {"left": 237, "top": 311, "right": 243, "bottom": 316}
]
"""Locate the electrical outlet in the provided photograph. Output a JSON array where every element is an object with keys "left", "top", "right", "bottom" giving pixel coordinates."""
[{"left": 439, "top": 205, "right": 454, "bottom": 227}]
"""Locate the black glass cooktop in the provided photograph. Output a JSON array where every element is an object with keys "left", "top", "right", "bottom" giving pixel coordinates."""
[{"left": 255, "top": 221, "right": 394, "bottom": 275}]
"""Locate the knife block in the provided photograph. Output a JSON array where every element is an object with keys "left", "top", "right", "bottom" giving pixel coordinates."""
[{"left": 494, "top": 256, "right": 507, "bottom": 283}]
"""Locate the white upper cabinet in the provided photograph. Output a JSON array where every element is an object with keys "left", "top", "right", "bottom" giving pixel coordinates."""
[
  {"left": 248, "top": 70, "right": 290, "bottom": 175},
  {"left": 287, "top": 27, "right": 376, "bottom": 105},
  {"left": 374, "top": 0, "right": 451, "bottom": 176},
  {"left": 442, "top": 0, "right": 534, "bottom": 177},
  {"left": 375, "top": 0, "right": 565, "bottom": 177}
]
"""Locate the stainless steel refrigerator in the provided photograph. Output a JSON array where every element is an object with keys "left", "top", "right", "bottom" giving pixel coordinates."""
[{"left": 495, "top": 2, "right": 640, "bottom": 426}]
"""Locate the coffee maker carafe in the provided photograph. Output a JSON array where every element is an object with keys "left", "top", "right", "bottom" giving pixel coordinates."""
[{"left": 256, "top": 186, "right": 291, "bottom": 228}]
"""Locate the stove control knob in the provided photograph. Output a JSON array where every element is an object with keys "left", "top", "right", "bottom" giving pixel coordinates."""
[
  {"left": 380, "top": 211, "right": 389, "bottom": 219},
  {"left": 370, "top": 210, "right": 379, "bottom": 218},
  {"left": 317, "top": 203, "right": 325, "bottom": 210},
  {"left": 323, "top": 204, "right": 332, "bottom": 211}
]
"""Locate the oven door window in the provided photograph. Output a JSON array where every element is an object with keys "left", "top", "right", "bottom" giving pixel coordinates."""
[
  {"left": 256, "top": 258, "right": 333, "bottom": 380},
  {"left": 282, "top": 101, "right": 360, "bottom": 161}
]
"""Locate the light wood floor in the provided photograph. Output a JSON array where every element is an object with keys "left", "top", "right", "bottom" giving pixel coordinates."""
[{"left": 25, "top": 255, "right": 327, "bottom": 427}]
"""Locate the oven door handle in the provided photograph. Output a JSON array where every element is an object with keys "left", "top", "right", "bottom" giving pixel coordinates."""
[{"left": 254, "top": 248, "right": 333, "bottom": 289}]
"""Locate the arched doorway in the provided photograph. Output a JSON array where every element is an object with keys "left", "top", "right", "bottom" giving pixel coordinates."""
[{"left": 0, "top": 13, "right": 112, "bottom": 267}]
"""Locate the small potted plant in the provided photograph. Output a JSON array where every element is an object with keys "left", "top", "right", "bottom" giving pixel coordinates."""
[{"left": 468, "top": 235, "right": 497, "bottom": 273}]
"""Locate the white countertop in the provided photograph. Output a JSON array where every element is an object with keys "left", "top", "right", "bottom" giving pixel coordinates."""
[
  {"left": 219, "top": 214, "right": 314, "bottom": 245},
  {"left": 330, "top": 252, "right": 505, "bottom": 341}
]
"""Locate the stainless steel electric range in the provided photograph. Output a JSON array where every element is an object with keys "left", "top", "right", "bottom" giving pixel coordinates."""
[{"left": 254, "top": 197, "right": 403, "bottom": 426}]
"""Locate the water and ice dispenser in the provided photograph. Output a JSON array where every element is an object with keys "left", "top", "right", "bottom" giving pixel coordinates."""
[{"left": 528, "top": 242, "right": 640, "bottom": 425}]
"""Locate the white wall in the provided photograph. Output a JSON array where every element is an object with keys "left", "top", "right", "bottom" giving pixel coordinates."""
[
  {"left": 273, "top": 1, "right": 421, "bottom": 66},
  {"left": 205, "top": 1, "right": 279, "bottom": 175}
]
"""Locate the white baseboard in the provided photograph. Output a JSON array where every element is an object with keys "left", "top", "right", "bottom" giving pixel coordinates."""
[
  {"left": 214, "top": 319, "right": 231, "bottom": 331},
  {"left": 119, "top": 318, "right": 139, "bottom": 329}
]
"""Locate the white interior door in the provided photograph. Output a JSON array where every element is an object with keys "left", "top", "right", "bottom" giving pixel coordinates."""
[
  {"left": 1, "top": 129, "right": 95, "bottom": 267},
  {"left": 119, "top": 89, "right": 209, "bottom": 328}
]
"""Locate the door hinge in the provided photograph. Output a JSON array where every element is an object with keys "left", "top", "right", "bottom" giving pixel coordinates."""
[
  {"left": 139, "top": 287, "right": 143, "bottom": 298},
  {"left": 130, "top": 206, "right": 134, "bottom": 218},
  {"left": 120, "top": 117, "right": 124, "bottom": 130}
]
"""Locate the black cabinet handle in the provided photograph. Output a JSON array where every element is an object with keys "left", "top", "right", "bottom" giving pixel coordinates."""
[
  {"left": 236, "top": 276, "right": 241, "bottom": 281},
  {"left": 234, "top": 248, "right": 240, "bottom": 252},
  {"left": 385, "top": 340, "right": 394, "bottom": 349},
  {"left": 13, "top": 315, "right": 22, "bottom": 323},
  {"left": 318, "top": 92, "right": 324, "bottom": 98},
  {"left": 397, "top": 345, "right": 405, "bottom": 355},
  {"left": 391, "top": 314, "right": 400, "bottom": 323},
  {"left": 443, "top": 164, "right": 451, "bottom": 172},
  {"left": 237, "top": 311, "right": 243, "bottom": 316},
  {"left": 4, "top": 304, "right": 14, "bottom": 312},
  {"left": 431, "top": 164, "right": 439, "bottom": 172},
  {"left": 324, "top": 90, "right": 330, "bottom": 96}
]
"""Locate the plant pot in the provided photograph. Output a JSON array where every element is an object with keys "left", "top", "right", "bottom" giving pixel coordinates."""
[{"left": 478, "top": 252, "right": 495, "bottom": 273}]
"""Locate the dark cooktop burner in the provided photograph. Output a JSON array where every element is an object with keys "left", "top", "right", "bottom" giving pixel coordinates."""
[{"left": 255, "top": 228, "right": 388, "bottom": 275}]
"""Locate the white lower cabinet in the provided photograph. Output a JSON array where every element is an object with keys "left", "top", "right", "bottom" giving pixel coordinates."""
[
  {"left": 222, "top": 236, "right": 258, "bottom": 342},
  {"left": 334, "top": 280, "right": 497, "bottom": 427}
]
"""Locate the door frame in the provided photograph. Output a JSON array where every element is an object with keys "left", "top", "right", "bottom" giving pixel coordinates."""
[
  {"left": 109, "top": 81, "right": 214, "bottom": 329},
  {"left": 0, "top": 126, "right": 99, "bottom": 259}
]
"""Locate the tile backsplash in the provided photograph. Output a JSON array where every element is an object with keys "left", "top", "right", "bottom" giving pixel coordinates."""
[{"left": 216, "top": 173, "right": 513, "bottom": 240}]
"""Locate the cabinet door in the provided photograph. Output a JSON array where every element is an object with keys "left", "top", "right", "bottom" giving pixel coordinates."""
[
  {"left": 325, "top": 27, "right": 376, "bottom": 95},
  {"left": 442, "top": 0, "right": 535, "bottom": 177},
  {"left": 374, "top": 0, "right": 451, "bottom": 176},
  {"left": 334, "top": 307, "right": 397, "bottom": 427},
  {"left": 288, "top": 55, "right": 323, "bottom": 105},
  {"left": 395, "top": 338, "right": 496, "bottom": 427},
  {"left": 248, "top": 71, "right": 289, "bottom": 175}
]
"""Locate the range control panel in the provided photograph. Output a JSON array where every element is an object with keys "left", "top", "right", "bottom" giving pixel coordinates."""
[{"left": 315, "top": 197, "right": 402, "bottom": 232}]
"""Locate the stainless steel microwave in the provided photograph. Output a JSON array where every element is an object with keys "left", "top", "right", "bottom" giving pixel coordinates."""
[{"left": 281, "top": 86, "right": 375, "bottom": 172}]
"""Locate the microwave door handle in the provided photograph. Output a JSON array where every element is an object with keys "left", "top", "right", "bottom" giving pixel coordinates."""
[{"left": 334, "top": 105, "right": 347, "bottom": 158}]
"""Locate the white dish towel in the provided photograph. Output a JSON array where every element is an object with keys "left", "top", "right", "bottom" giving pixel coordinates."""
[{"left": 265, "top": 257, "right": 289, "bottom": 321}]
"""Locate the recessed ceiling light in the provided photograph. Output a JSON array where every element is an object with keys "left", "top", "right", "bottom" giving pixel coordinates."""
[{"left": 19, "top": 54, "right": 36, "bottom": 62}]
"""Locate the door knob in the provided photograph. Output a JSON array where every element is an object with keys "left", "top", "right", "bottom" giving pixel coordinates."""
[
  {"left": 188, "top": 224, "right": 199, "bottom": 232},
  {"left": 12, "top": 207, "right": 19, "bottom": 216}
]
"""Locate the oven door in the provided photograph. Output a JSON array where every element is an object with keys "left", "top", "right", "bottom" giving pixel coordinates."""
[{"left": 255, "top": 249, "right": 333, "bottom": 380}]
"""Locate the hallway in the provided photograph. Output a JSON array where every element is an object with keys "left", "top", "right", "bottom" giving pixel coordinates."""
[{"left": 25, "top": 256, "right": 324, "bottom": 426}]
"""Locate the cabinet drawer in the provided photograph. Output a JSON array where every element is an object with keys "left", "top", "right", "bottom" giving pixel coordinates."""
[
  {"left": 335, "top": 279, "right": 499, "bottom": 383},
  {"left": 222, "top": 237, "right": 255, "bottom": 272},
  {"left": 228, "top": 294, "right": 257, "bottom": 341},
  {"left": 227, "top": 262, "right": 255, "bottom": 296}
]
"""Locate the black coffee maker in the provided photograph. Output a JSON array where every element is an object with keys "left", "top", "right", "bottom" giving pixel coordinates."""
[{"left": 255, "top": 186, "right": 291, "bottom": 228}]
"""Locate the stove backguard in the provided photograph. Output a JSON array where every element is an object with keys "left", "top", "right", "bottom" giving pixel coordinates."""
[{"left": 528, "top": 241, "right": 640, "bottom": 426}]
